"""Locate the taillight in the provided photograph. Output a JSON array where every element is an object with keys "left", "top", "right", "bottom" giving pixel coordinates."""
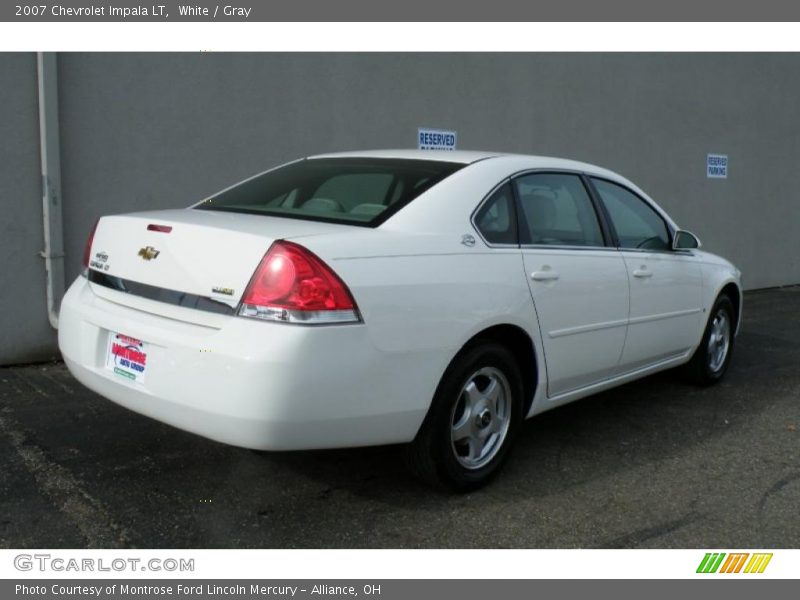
[
  {"left": 239, "top": 241, "right": 361, "bottom": 325},
  {"left": 81, "top": 219, "right": 100, "bottom": 277}
]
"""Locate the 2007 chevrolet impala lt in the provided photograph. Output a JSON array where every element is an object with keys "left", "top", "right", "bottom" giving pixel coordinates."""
[{"left": 59, "top": 150, "right": 742, "bottom": 490}]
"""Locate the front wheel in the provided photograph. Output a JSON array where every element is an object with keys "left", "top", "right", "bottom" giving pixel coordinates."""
[
  {"left": 684, "top": 294, "right": 736, "bottom": 385},
  {"left": 405, "top": 342, "right": 524, "bottom": 491}
]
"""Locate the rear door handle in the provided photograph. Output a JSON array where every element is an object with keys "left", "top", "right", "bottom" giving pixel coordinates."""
[
  {"left": 531, "top": 270, "right": 560, "bottom": 281},
  {"left": 632, "top": 268, "right": 653, "bottom": 278}
]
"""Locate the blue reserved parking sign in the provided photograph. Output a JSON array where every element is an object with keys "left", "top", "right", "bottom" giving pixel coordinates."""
[
  {"left": 418, "top": 128, "right": 457, "bottom": 151},
  {"left": 707, "top": 154, "right": 728, "bottom": 179}
]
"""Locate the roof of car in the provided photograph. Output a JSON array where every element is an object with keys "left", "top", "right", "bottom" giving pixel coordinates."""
[
  {"left": 306, "top": 149, "right": 610, "bottom": 174},
  {"left": 308, "top": 149, "right": 500, "bottom": 164}
]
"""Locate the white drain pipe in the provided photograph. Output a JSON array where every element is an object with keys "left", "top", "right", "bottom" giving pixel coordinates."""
[{"left": 37, "top": 52, "right": 65, "bottom": 329}]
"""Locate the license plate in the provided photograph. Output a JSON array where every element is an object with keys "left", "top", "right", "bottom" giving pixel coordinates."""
[{"left": 106, "top": 332, "right": 148, "bottom": 384}]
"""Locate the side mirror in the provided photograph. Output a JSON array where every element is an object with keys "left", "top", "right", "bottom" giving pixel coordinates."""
[{"left": 673, "top": 229, "right": 701, "bottom": 250}]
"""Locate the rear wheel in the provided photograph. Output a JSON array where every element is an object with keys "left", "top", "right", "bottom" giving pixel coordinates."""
[
  {"left": 406, "top": 342, "right": 524, "bottom": 491},
  {"left": 684, "top": 294, "right": 736, "bottom": 385}
]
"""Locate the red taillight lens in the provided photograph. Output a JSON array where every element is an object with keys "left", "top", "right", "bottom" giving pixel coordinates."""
[
  {"left": 239, "top": 241, "right": 360, "bottom": 324},
  {"left": 147, "top": 224, "right": 172, "bottom": 233},
  {"left": 81, "top": 219, "right": 100, "bottom": 276}
]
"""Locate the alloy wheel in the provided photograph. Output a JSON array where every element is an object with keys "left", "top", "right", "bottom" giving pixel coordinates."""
[{"left": 450, "top": 367, "right": 512, "bottom": 470}]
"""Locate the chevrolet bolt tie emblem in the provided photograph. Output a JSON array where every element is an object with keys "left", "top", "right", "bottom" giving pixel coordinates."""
[{"left": 138, "top": 246, "right": 160, "bottom": 261}]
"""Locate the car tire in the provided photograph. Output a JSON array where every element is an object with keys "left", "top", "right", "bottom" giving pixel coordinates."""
[
  {"left": 406, "top": 342, "right": 524, "bottom": 492},
  {"left": 683, "top": 294, "right": 736, "bottom": 386}
]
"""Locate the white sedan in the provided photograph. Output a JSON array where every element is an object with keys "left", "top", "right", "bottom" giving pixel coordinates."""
[{"left": 59, "top": 150, "right": 742, "bottom": 490}]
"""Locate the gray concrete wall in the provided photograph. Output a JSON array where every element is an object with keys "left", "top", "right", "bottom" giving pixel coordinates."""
[
  {"left": 0, "top": 54, "right": 57, "bottom": 364},
  {"left": 2, "top": 52, "right": 799, "bottom": 363}
]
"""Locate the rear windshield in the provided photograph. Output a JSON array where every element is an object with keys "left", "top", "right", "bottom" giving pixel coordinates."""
[{"left": 195, "top": 158, "right": 465, "bottom": 226}]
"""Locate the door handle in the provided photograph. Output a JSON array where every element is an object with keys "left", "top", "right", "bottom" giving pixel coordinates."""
[
  {"left": 632, "top": 268, "right": 653, "bottom": 278},
  {"left": 531, "top": 270, "right": 560, "bottom": 281}
]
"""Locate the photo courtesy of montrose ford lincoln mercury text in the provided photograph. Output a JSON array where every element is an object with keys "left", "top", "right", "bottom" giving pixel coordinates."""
[{"left": 58, "top": 150, "right": 743, "bottom": 490}]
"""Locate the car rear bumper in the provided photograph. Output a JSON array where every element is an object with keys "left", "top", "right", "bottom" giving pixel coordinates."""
[{"left": 58, "top": 277, "right": 430, "bottom": 450}]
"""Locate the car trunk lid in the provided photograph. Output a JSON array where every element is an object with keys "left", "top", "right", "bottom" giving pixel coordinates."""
[{"left": 86, "top": 208, "right": 356, "bottom": 319}]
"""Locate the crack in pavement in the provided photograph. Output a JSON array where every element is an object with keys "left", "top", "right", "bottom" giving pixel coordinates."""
[
  {"left": 7, "top": 370, "right": 51, "bottom": 399},
  {"left": 598, "top": 511, "right": 704, "bottom": 549},
  {"left": 0, "top": 412, "right": 131, "bottom": 549},
  {"left": 757, "top": 471, "right": 800, "bottom": 514},
  {"left": 36, "top": 370, "right": 76, "bottom": 395}
]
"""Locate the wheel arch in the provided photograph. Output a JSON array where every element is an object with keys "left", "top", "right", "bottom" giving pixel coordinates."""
[
  {"left": 717, "top": 280, "right": 743, "bottom": 335},
  {"left": 451, "top": 323, "right": 539, "bottom": 418}
]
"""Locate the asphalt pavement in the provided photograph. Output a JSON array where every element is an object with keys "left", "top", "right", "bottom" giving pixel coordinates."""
[{"left": 1, "top": 287, "right": 798, "bottom": 548}]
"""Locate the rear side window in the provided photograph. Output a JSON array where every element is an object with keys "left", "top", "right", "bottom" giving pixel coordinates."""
[
  {"left": 474, "top": 183, "right": 517, "bottom": 245},
  {"left": 514, "top": 173, "right": 604, "bottom": 247},
  {"left": 196, "top": 158, "right": 464, "bottom": 227},
  {"left": 591, "top": 178, "right": 671, "bottom": 250}
]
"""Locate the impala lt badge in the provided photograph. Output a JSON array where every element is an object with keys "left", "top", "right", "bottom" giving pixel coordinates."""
[{"left": 138, "top": 246, "right": 160, "bottom": 261}]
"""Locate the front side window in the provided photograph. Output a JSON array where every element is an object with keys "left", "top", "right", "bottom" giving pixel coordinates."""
[
  {"left": 513, "top": 173, "right": 604, "bottom": 247},
  {"left": 591, "top": 178, "right": 670, "bottom": 251},
  {"left": 474, "top": 183, "right": 517, "bottom": 245},
  {"left": 196, "top": 158, "right": 464, "bottom": 226}
]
